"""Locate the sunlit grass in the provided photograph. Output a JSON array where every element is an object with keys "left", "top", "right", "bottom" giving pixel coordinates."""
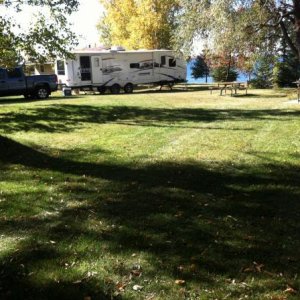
[{"left": 0, "top": 87, "right": 300, "bottom": 299}]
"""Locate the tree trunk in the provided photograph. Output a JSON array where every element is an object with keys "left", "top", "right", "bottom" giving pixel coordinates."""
[
  {"left": 226, "top": 55, "right": 232, "bottom": 82},
  {"left": 294, "top": 0, "right": 300, "bottom": 74}
]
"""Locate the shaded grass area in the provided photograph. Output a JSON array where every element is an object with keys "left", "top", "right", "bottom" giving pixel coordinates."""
[{"left": 0, "top": 90, "right": 300, "bottom": 299}]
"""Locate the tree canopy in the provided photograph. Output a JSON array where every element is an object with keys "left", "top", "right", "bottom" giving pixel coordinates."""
[
  {"left": 98, "top": 0, "right": 179, "bottom": 49},
  {"left": 0, "top": 0, "right": 79, "bottom": 66},
  {"left": 176, "top": 0, "right": 300, "bottom": 64}
]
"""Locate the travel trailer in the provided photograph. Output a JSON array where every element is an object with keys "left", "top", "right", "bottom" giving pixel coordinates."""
[{"left": 55, "top": 47, "right": 187, "bottom": 94}]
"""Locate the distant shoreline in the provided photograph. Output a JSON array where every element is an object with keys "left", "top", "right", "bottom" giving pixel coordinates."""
[{"left": 186, "top": 62, "right": 248, "bottom": 83}]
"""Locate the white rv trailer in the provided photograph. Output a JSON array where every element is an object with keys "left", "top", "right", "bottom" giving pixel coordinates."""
[{"left": 55, "top": 47, "right": 187, "bottom": 94}]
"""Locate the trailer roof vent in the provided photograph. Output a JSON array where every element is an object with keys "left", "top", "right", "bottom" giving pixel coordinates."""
[{"left": 111, "top": 46, "right": 125, "bottom": 51}]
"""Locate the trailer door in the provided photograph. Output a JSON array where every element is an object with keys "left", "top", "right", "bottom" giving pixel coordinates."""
[
  {"left": 153, "top": 52, "right": 162, "bottom": 82},
  {"left": 80, "top": 56, "right": 92, "bottom": 82},
  {"left": 91, "top": 56, "right": 103, "bottom": 84}
]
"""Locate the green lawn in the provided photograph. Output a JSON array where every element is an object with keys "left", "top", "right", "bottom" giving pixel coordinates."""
[{"left": 0, "top": 88, "right": 300, "bottom": 299}]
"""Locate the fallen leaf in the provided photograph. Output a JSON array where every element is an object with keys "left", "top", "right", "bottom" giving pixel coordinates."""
[
  {"left": 284, "top": 285, "right": 297, "bottom": 294},
  {"left": 177, "top": 265, "right": 184, "bottom": 272},
  {"left": 116, "top": 281, "right": 127, "bottom": 292},
  {"left": 133, "top": 284, "right": 143, "bottom": 291},
  {"left": 73, "top": 280, "right": 82, "bottom": 284},
  {"left": 189, "top": 264, "right": 197, "bottom": 272},
  {"left": 175, "top": 279, "right": 186, "bottom": 285},
  {"left": 242, "top": 267, "right": 253, "bottom": 273},
  {"left": 132, "top": 264, "right": 142, "bottom": 270},
  {"left": 131, "top": 269, "right": 142, "bottom": 277},
  {"left": 253, "top": 262, "right": 264, "bottom": 272}
]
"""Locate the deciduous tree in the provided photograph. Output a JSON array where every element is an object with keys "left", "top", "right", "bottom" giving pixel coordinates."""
[
  {"left": 0, "top": 0, "right": 79, "bottom": 66},
  {"left": 176, "top": 0, "right": 300, "bottom": 64},
  {"left": 98, "top": 0, "right": 179, "bottom": 49}
]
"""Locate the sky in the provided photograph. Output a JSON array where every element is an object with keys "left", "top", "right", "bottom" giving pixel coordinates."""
[
  {"left": 70, "top": 0, "right": 104, "bottom": 47},
  {"left": 0, "top": 0, "right": 104, "bottom": 48},
  {"left": 1, "top": 1, "right": 200, "bottom": 52}
]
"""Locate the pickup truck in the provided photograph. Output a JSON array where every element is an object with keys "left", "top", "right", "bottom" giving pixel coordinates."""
[{"left": 0, "top": 67, "right": 58, "bottom": 99}]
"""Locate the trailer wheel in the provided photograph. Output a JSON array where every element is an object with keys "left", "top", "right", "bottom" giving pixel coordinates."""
[
  {"left": 97, "top": 86, "right": 106, "bottom": 94},
  {"left": 124, "top": 83, "right": 134, "bottom": 94},
  {"left": 35, "top": 86, "right": 49, "bottom": 99},
  {"left": 110, "top": 84, "right": 121, "bottom": 94}
]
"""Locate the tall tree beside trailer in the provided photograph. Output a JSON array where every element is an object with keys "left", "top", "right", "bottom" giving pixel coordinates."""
[
  {"left": 98, "top": 0, "right": 179, "bottom": 50},
  {"left": 0, "top": 0, "right": 79, "bottom": 65}
]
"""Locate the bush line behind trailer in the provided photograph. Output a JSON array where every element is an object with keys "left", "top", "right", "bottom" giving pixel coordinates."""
[{"left": 55, "top": 48, "right": 187, "bottom": 94}]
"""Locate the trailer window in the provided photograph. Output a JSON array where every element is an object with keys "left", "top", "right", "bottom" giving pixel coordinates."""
[
  {"left": 161, "top": 56, "right": 166, "bottom": 66},
  {"left": 94, "top": 57, "right": 100, "bottom": 67},
  {"left": 169, "top": 58, "right": 176, "bottom": 67},
  {"left": 7, "top": 68, "right": 22, "bottom": 78},
  {"left": 130, "top": 63, "right": 140, "bottom": 69},
  {"left": 57, "top": 60, "right": 65, "bottom": 75}
]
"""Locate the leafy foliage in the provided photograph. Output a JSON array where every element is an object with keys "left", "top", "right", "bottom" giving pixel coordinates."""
[
  {"left": 273, "top": 51, "right": 300, "bottom": 88},
  {"left": 0, "top": 0, "right": 79, "bottom": 65},
  {"left": 211, "top": 66, "right": 238, "bottom": 82},
  {"left": 175, "top": 0, "right": 300, "bottom": 64},
  {"left": 98, "top": 0, "right": 179, "bottom": 49},
  {"left": 0, "top": 18, "right": 20, "bottom": 67},
  {"left": 249, "top": 55, "right": 274, "bottom": 89}
]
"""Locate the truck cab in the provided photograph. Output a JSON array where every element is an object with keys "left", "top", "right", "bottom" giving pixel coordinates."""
[{"left": 0, "top": 67, "right": 26, "bottom": 97}]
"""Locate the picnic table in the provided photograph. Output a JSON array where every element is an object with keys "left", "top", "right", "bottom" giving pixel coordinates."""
[
  {"left": 209, "top": 82, "right": 247, "bottom": 96},
  {"left": 218, "top": 82, "right": 248, "bottom": 96}
]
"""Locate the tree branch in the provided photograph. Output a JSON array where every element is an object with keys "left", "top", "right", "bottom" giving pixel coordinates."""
[{"left": 279, "top": 20, "right": 299, "bottom": 57}]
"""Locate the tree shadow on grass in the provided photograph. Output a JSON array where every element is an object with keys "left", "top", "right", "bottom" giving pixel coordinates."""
[
  {"left": 233, "top": 93, "right": 289, "bottom": 98},
  {"left": 1, "top": 104, "right": 300, "bottom": 133},
  {"left": 1, "top": 135, "right": 300, "bottom": 299},
  {"left": 0, "top": 96, "right": 82, "bottom": 106}
]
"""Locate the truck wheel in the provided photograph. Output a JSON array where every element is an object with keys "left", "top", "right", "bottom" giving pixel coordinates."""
[
  {"left": 35, "top": 87, "right": 49, "bottom": 99},
  {"left": 98, "top": 86, "right": 106, "bottom": 94},
  {"left": 124, "top": 83, "right": 134, "bottom": 94},
  {"left": 110, "top": 84, "right": 121, "bottom": 94}
]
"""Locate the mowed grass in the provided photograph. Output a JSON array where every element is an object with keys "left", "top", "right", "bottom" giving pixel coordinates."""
[{"left": 0, "top": 88, "right": 300, "bottom": 299}]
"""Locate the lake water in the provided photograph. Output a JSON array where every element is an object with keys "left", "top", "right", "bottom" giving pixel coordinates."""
[{"left": 186, "top": 62, "right": 248, "bottom": 83}]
